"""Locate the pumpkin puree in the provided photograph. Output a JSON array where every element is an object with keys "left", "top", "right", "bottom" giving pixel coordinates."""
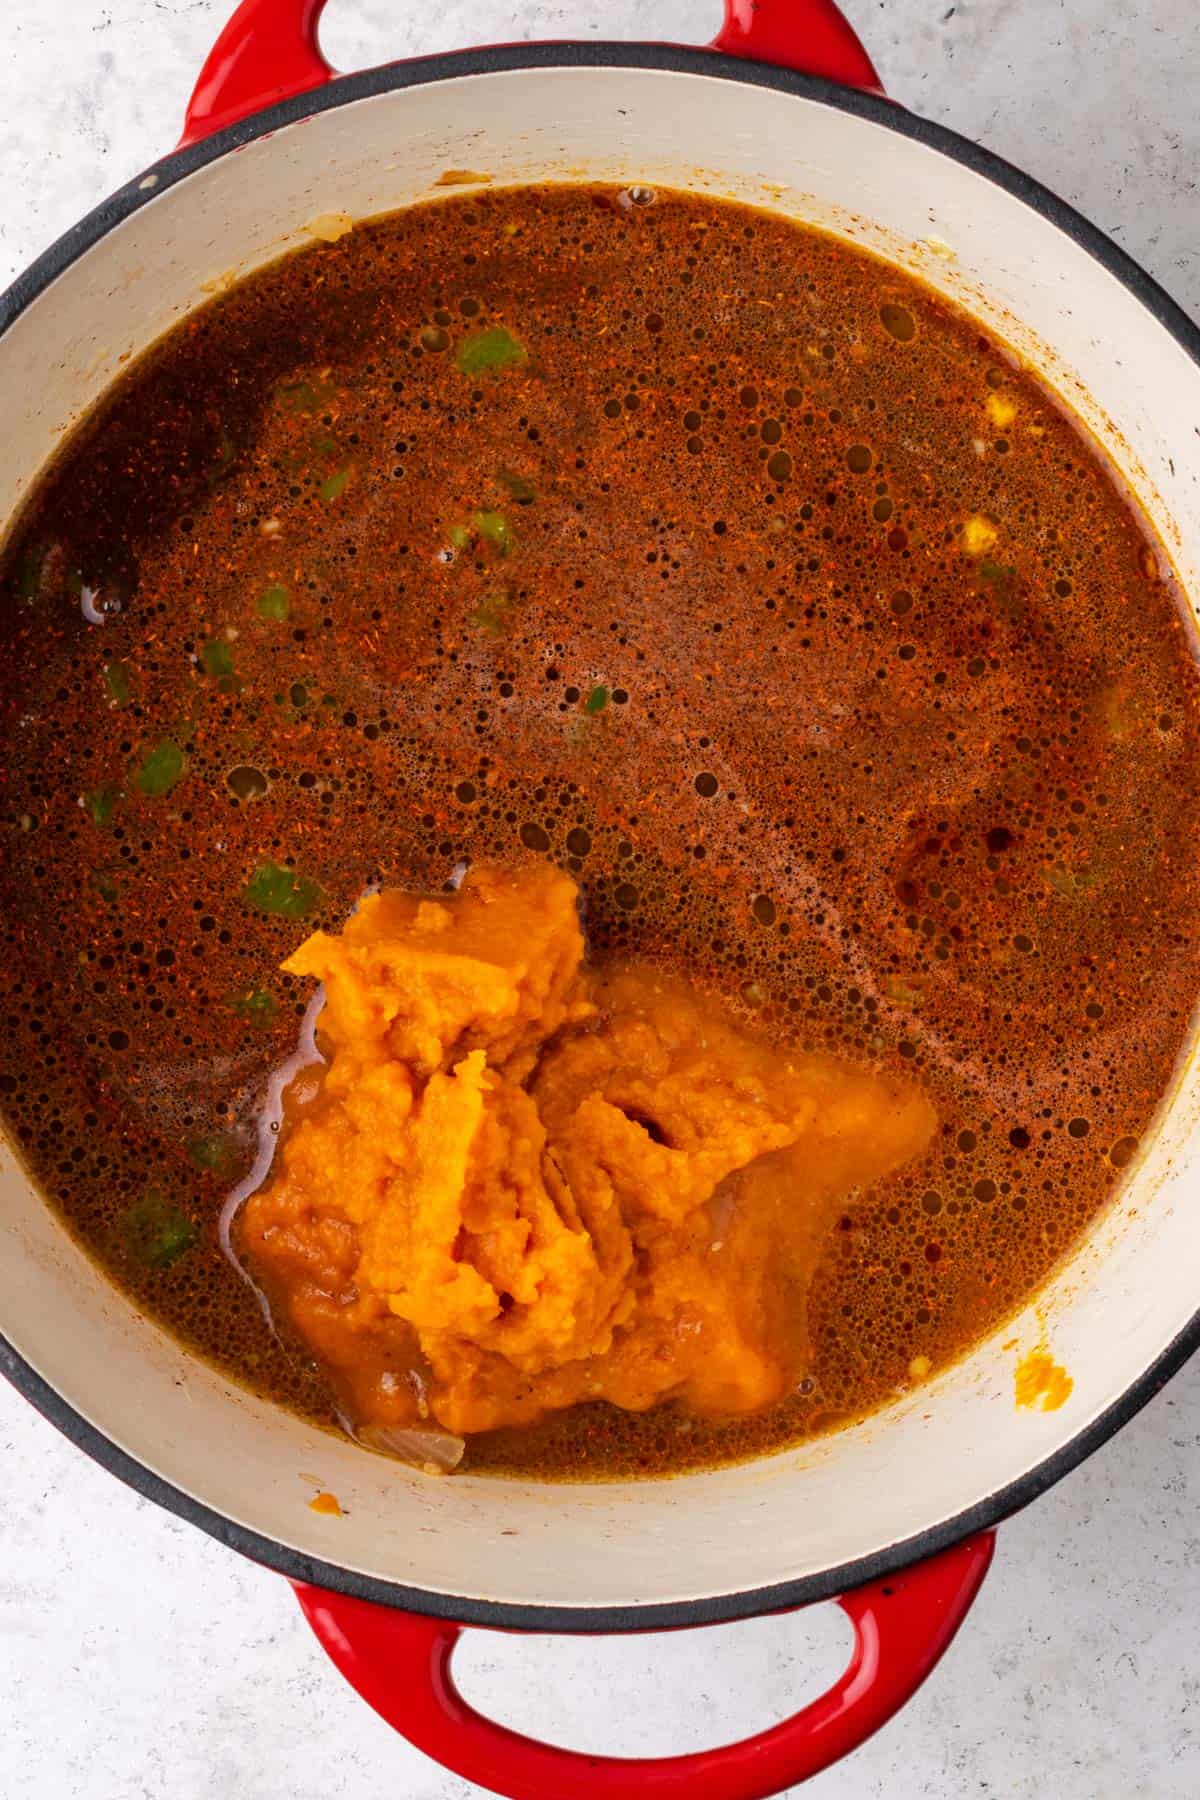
[{"left": 241, "top": 864, "right": 936, "bottom": 1441}]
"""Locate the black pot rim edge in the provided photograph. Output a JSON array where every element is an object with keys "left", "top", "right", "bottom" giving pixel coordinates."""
[{"left": 2, "top": 38, "right": 1200, "bottom": 1636}]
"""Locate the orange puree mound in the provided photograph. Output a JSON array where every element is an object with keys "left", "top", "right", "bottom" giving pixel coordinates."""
[
  {"left": 241, "top": 863, "right": 936, "bottom": 1446},
  {"left": 282, "top": 861, "right": 592, "bottom": 1079}
]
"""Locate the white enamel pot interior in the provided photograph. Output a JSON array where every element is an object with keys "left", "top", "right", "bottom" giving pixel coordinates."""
[{"left": 3, "top": 46, "right": 1200, "bottom": 1628}]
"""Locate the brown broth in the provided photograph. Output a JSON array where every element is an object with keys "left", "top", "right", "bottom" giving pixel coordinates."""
[{"left": 1, "top": 183, "right": 1199, "bottom": 1479}]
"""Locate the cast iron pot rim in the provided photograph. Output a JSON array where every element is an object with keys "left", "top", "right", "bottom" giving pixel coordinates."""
[{"left": 2, "top": 39, "right": 1199, "bottom": 1634}]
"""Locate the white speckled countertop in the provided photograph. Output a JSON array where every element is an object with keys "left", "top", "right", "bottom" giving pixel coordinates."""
[{"left": 2, "top": 3, "right": 1199, "bottom": 1795}]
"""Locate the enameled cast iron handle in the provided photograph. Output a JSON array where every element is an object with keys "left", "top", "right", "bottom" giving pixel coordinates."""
[
  {"left": 294, "top": 1534, "right": 993, "bottom": 1799},
  {"left": 180, "top": 0, "right": 881, "bottom": 147},
  {"left": 712, "top": 0, "right": 880, "bottom": 90}
]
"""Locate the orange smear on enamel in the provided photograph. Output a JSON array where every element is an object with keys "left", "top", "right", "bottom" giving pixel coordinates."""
[{"left": 1015, "top": 1349, "right": 1074, "bottom": 1412}]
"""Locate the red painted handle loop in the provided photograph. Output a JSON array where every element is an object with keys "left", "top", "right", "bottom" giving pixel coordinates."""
[
  {"left": 295, "top": 1532, "right": 993, "bottom": 1800},
  {"left": 179, "top": 0, "right": 332, "bottom": 147},
  {"left": 712, "top": 0, "right": 882, "bottom": 93},
  {"left": 180, "top": 0, "right": 882, "bottom": 150}
]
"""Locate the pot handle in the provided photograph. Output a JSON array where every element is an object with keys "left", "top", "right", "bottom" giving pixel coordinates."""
[
  {"left": 293, "top": 1531, "right": 993, "bottom": 1800},
  {"left": 180, "top": 0, "right": 330, "bottom": 146},
  {"left": 179, "top": 0, "right": 881, "bottom": 148},
  {"left": 711, "top": 0, "right": 882, "bottom": 91}
]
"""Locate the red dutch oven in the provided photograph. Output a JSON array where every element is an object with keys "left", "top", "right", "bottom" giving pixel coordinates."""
[{"left": 3, "top": 4, "right": 1200, "bottom": 1796}]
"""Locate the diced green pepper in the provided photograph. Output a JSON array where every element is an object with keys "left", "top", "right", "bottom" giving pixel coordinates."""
[
  {"left": 469, "top": 591, "right": 512, "bottom": 637},
  {"left": 319, "top": 466, "right": 353, "bottom": 503},
  {"left": 200, "top": 638, "right": 235, "bottom": 678},
  {"left": 244, "top": 858, "right": 321, "bottom": 919},
  {"left": 276, "top": 375, "right": 337, "bottom": 415},
  {"left": 231, "top": 987, "right": 280, "bottom": 1028},
  {"left": 456, "top": 327, "right": 526, "bottom": 376},
  {"left": 92, "top": 870, "right": 120, "bottom": 905},
  {"left": 257, "top": 583, "right": 291, "bottom": 621},
  {"left": 472, "top": 510, "right": 514, "bottom": 555},
  {"left": 134, "top": 738, "right": 186, "bottom": 797},
  {"left": 120, "top": 1191, "right": 198, "bottom": 1271},
  {"left": 17, "top": 543, "right": 47, "bottom": 607},
  {"left": 84, "top": 783, "right": 118, "bottom": 829},
  {"left": 498, "top": 468, "right": 536, "bottom": 503},
  {"left": 978, "top": 559, "right": 1022, "bottom": 622},
  {"left": 211, "top": 428, "right": 236, "bottom": 477},
  {"left": 584, "top": 684, "right": 609, "bottom": 715},
  {"left": 1093, "top": 680, "right": 1140, "bottom": 743},
  {"left": 103, "top": 660, "right": 131, "bottom": 707}
]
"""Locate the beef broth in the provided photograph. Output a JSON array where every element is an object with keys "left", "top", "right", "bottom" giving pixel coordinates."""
[{"left": 1, "top": 183, "right": 1198, "bottom": 1478}]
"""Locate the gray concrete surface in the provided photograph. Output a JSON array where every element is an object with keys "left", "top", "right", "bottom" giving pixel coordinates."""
[{"left": 2, "top": 3, "right": 1198, "bottom": 1796}]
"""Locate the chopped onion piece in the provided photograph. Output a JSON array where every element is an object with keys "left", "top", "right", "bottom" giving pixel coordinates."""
[{"left": 353, "top": 1422, "right": 466, "bottom": 1474}]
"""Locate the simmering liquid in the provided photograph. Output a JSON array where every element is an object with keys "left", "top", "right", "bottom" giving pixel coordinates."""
[{"left": 1, "top": 183, "right": 1198, "bottom": 1478}]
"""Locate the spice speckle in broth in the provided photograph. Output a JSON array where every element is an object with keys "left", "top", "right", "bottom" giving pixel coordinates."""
[{"left": 0, "top": 183, "right": 1198, "bottom": 1480}]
